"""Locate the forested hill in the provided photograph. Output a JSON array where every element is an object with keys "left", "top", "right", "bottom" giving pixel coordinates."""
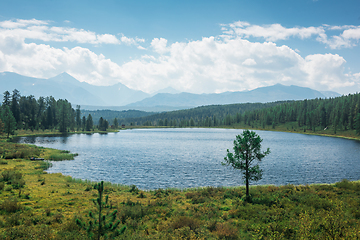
[
  {"left": 119, "top": 101, "right": 292, "bottom": 126},
  {"left": 81, "top": 109, "right": 155, "bottom": 125},
  {"left": 240, "top": 93, "right": 360, "bottom": 134},
  {"left": 122, "top": 93, "right": 360, "bottom": 136}
]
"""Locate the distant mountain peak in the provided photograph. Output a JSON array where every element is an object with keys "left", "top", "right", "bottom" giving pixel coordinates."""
[{"left": 152, "top": 87, "right": 181, "bottom": 96}]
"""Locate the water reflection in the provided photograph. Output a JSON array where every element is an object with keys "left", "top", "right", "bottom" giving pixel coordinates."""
[{"left": 14, "top": 128, "right": 360, "bottom": 190}]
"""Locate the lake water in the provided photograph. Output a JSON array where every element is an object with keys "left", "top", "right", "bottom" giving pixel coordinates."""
[{"left": 14, "top": 128, "right": 360, "bottom": 190}]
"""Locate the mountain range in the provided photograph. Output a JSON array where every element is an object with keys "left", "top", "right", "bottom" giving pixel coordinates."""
[
  {"left": 0, "top": 72, "right": 341, "bottom": 111},
  {"left": 0, "top": 72, "right": 149, "bottom": 106}
]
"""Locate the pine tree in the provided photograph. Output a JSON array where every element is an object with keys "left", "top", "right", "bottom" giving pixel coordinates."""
[
  {"left": 1, "top": 105, "right": 17, "bottom": 138},
  {"left": 86, "top": 114, "right": 93, "bottom": 131},
  {"left": 76, "top": 105, "right": 81, "bottom": 130},
  {"left": 223, "top": 130, "right": 270, "bottom": 201},
  {"left": 76, "top": 181, "right": 124, "bottom": 239}
]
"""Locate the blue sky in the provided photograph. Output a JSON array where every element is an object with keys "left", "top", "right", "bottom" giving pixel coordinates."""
[{"left": 1, "top": 0, "right": 360, "bottom": 94}]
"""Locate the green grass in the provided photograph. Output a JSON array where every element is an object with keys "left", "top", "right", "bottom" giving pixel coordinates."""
[
  {"left": 1, "top": 132, "right": 360, "bottom": 239},
  {"left": 47, "top": 151, "right": 78, "bottom": 161}
]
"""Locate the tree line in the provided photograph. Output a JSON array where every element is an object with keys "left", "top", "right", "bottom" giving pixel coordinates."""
[
  {"left": 0, "top": 89, "right": 99, "bottom": 137},
  {"left": 238, "top": 93, "right": 360, "bottom": 134},
  {"left": 118, "top": 101, "right": 290, "bottom": 127},
  {"left": 120, "top": 93, "right": 360, "bottom": 135}
]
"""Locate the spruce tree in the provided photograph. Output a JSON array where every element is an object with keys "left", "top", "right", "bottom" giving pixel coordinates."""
[
  {"left": 1, "top": 105, "right": 17, "bottom": 138},
  {"left": 223, "top": 130, "right": 270, "bottom": 201},
  {"left": 76, "top": 181, "right": 124, "bottom": 239}
]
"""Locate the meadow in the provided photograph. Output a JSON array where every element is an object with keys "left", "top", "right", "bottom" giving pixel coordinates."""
[{"left": 1, "top": 135, "right": 360, "bottom": 239}]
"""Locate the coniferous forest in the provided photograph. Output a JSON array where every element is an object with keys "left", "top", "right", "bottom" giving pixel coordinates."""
[
  {"left": 1, "top": 89, "right": 360, "bottom": 239},
  {"left": 0, "top": 89, "right": 97, "bottom": 136},
  {"left": 123, "top": 93, "right": 360, "bottom": 137}
]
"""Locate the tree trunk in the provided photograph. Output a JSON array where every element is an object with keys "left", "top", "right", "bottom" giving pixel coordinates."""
[{"left": 245, "top": 157, "right": 249, "bottom": 200}]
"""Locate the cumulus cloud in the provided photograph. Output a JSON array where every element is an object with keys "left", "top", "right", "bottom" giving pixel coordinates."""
[
  {"left": 319, "top": 26, "right": 360, "bottom": 49},
  {"left": 222, "top": 21, "right": 360, "bottom": 50},
  {"left": 151, "top": 38, "right": 169, "bottom": 54},
  {"left": 0, "top": 18, "right": 358, "bottom": 94}
]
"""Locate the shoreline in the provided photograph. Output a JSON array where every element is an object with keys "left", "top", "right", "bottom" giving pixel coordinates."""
[
  {"left": 1, "top": 130, "right": 360, "bottom": 238},
  {"left": 7, "top": 126, "right": 360, "bottom": 190}
]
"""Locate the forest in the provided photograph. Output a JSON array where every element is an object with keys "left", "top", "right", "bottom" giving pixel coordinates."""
[
  {"left": 2, "top": 89, "right": 360, "bottom": 140},
  {"left": 1, "top": 90, "right": 360, "bottom": 238},
  {"left": 0, "top": 89, "right": 101, "bottom": 136},
  {"left": 123, "top": 93, "right": 360, "bottom": 136}
]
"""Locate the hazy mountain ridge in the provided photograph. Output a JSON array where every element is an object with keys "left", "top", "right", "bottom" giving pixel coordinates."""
[
  {"left": 0, "top": 72, "right": 340, "bottom": 110},
  {"left": 126, "top": 84, "right": 341, "bottom": 108},
  {"left": 0, "top": 72, "right": 150, "bottom": 106}
]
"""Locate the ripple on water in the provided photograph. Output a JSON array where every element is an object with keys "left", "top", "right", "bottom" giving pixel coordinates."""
[{"left": 13, "top": 128, "right": 360, "bottom": 190}]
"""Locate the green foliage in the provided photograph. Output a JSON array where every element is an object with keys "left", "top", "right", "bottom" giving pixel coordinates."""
[
  {"left": 85, "top": 114, "right": 93, "bottom": 131},
  {"left": 48, "top": 152, "right": 78, "bottom": 161},
  {"left": 76, "top": 181, "right": 123, "bottom": 239},
  {"left": 0, "top": 89, "right": 84, "bottom": 133},
  {"left": 121, "top": 101, "right": 287, "bottom": 127},
  {"left": 98, "top": 117, "right": 109, "bottom": 131},
  {"left": 224, "top": 130, "right": 270, "bottom": 200},
  {"left": 1, "top": 198, "right": 22, "bottom": 213},
  {"left": 1, "top": 105, "right": 17, "bottom": 138},
  {"left": 120, "top": 92, "right": 360, "bottom": 137},
  {"left": 1, "top": 169, "right": 25, "bottom": 189}
]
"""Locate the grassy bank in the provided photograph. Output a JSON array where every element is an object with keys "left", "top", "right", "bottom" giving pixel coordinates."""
[
  {"left": 14, "top": 128, "right": 120, "bottom": 138},
  {"left": 1, "top": 138, "right": 360, "bottom": 239},
  {"left": 213, "top": 121, "right": 360, "bottom": 141}
]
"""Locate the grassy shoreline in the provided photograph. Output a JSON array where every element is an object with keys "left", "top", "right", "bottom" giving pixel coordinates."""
[{"left": 1, "top": 128, "right": 360, "bottom": 238}]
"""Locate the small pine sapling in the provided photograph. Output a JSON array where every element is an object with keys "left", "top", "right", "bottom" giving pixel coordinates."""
[{"left": 76, "top": 181, "right": 125, "bottom": 239}]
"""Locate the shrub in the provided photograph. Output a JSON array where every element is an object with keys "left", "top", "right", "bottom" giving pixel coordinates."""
[
  {"left": 129, "top": 185, "right": 139, "bottom": 194},
  {"left": 53, "top": 213, "right": 64, "bottom": 223},
  {"left": 185, "top": 191, "right": 207, "bottom": 204},
  {"left": 335, "top": 179, "right": 353, "bottom": 190},
  {"left": 11, "top": 178, "right": 25, "bottom": 189},
  {"left": 1, "top": 198, "right": 22, "bottom": 213},
  {"left": 120, "top": 204, "right": 147, "bottom": 223},
  {"left": 215, "top": 222, "right": 239, "bottom": 240},
  {"left": 171, "top": 216, "right": 200, "bottom": 231},
  {"left": 1, "top": 169, "right": 22, "bottom": 183},
  {"left": 0, "top": 159, "right": 8, "bottom": 165}
]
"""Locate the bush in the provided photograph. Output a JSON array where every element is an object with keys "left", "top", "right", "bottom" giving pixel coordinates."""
[
  {"left": 0, "top": 159, "right": 8, "bottom": 165},
  {"left": 11, "top": 178, "right": 25, "bottom": 189},
  {"left": 129, "top": 185, "right": 139, "bottom": 194},
  {"left": 171, "top": 216, "right": 200, "bottom": 231},
  {"left": 334, "top": 179, "right": 360, "bottom": 191},
  {"left": 215, "top": 222, "right": 239, "bottom": 240},
  {"left": 185, "top": 191, "right": 208, "bottom": 204},
  {"left": 1, "top": 169, "right": 22, "bottom": 183},
  {"left": 1, "top": 169, "right": 25, "bottom": 189},
  {"left": 1, "top": 198, "right": 22, "bottom": 213}
]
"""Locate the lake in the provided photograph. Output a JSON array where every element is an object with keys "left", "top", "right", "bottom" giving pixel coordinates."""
[{"left": 14, "top": 128, "right": 360, "bottom": 190}]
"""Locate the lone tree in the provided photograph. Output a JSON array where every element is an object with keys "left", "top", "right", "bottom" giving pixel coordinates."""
[{"left": 223, "top": 130, "right": 270, "bottom": 200}]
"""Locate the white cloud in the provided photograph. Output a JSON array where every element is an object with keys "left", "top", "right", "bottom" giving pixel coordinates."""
[
  {"left": 0, "top": 18, "right": 49, "bottom": 29},
  {"left": 151, "top": 38, "right": 169, "bottom": 54},
  {"left": 0, "top": 18, "right": 145, "bottom": 46},
  {"left": 222, "top": 21, "right": 360, "bottom": 50},
  {"left": 242, "top": 58, "right": 256, "bottom": 66},
  {"left": 0, "top": 18, "right": 358, "bottom": 94},
  {"left": 116, "top": 36, "right": 353, "bottom": 93},
  {"left": 222, "top": 21, "right": 325, "bottom": 42}
]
